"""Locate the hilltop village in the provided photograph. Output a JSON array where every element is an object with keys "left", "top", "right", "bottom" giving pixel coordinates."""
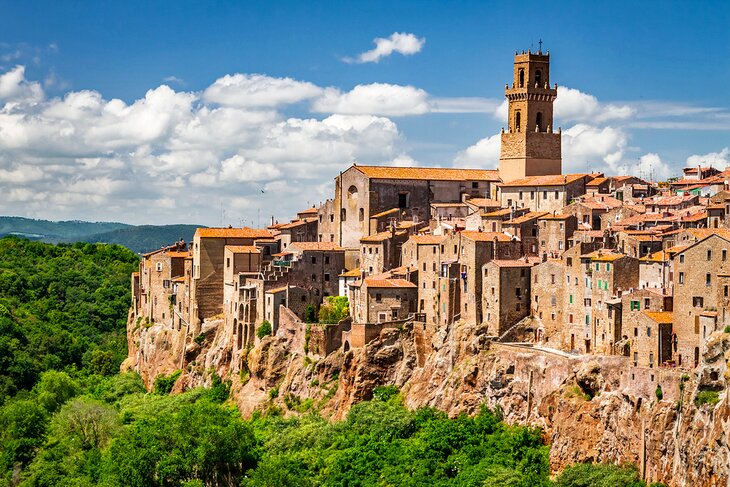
[{"left": 131, "top": 50, "right": 730, "bottom": 406}]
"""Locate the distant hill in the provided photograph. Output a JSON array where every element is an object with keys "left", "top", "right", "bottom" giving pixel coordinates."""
[
  {"left": 0, "top": 216, "right": 203, "bottom": 253},
  {"left": 84, "top": 225, "right": 201, "bottom": 253},
  {"left": 0, "top": 216, "right": 130, "bottom": 242}
]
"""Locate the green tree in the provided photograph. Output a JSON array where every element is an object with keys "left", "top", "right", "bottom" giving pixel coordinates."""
[
  {"left": 34, "top": 370, "right": 80, "bottom": 413},
  {"left": 317, "top": 296, "right": 349, "bottom": 324},
  {"left": 257, "top": 320, "right": 272, "bottom": 339}
]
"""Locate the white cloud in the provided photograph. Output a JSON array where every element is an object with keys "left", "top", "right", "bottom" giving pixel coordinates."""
[
  {"left": 555, "top": 87, "right": 634, "bottom": 123},
  {"left": 615, "top": 153, "right": 673, "bottom": 181},
  {"left": 312, "top": 83, "right": 429, "bottom": 116},
  {"left": 0, "top": 66, "right": 406, "bottom": 225},
  {"left": 561, "top": 124, "right": 628, "bottom": 172},
  {"left": 686, "top": 147, "right": 730, "bottom": 170},
  {"left": 202, "top": 73, "right": 322, "bottom": 108},
  {"left": 346, "top": 32, "right": 425, "bottom": 64},
  {"left": 453, "top": 133, "right": 501, "bottom": 169},
  {"left": 0, "top": 65, "right": 43, "bottom": 103}
]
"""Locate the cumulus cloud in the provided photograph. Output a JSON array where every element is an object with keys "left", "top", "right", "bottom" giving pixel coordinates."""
[
  {"left": 686, "top": 147, "right": 730, "bottom": 170},
  {"left": 312, "top": 83, "right": 429, "bottom": 116},
  {"left": 615, "top": 153, "right": 674, "bottom": 181},
  {"left": 561, "top": 124, "right": 628, "bottom": 172},
  {"left": 0, "top": 66, "right": 404, "bottom": 225},
  {"left": 453, "top": 133, "right": 501, "bottom": 169},
  {"left": 555, "top": 87, "right": 634, "bottom": 123},
  {"left": 346, "top": 32, "right": 425, "bottom": 64},
  {"left": 202, "top": 73, "right": 322, "bottom": 108}
]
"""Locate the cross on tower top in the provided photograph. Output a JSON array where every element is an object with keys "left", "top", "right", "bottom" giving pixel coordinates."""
[{"left": 538, "top": 39, "right": 543, "bottom": 52}]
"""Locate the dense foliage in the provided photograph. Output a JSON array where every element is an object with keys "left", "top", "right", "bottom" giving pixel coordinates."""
[
  {"left": 0, "top": 237, "right": 665, "bottom": 486},
  {"left": 0, "top": 237, "right": 138, "bottom": 399},
  {"left": 317, "top": 296, "right": 349, "bottom": 324}
]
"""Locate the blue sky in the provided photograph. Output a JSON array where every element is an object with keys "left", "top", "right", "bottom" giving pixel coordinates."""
[{"left": 0, "top": 0, "right": 728, "bottom": 225}]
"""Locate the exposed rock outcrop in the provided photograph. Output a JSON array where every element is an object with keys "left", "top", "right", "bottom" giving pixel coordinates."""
[{"left": 125, "top": 311, "right": 730, "bottom": 487}]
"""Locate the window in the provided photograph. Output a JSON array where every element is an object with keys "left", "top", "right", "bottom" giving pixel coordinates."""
[
  {"left": 634, "top": 327, "right": 638, "bottom": 337},
  {"left": 156, "top": 262, "right": 163, "bottom": 272},
  {"left": 531, "top": 191, "right": 535, "bottom": 200},
  {"left": 398, "top": 192, "right": 409, "bottom": 209},
  {"left": 535, "top": 69, "right": 542, "bottom": 87},
  {"left": 519, "top": 191, "right": 523, "bottom": 200},
  {"left": 679, "top": 272, "right": 684, "bottom": 284},
  {"left": 375, "top": 293, "right": 382, "bottom": 303},
  {"left": 515, "top": 111, "right": 521, "bottom": 132},
  {"left": 311, "top": 274, "right": 317, "bottom": 282},
  {"left": 324, "top": 273, "right": 330, "bottom": 282},
  {"left": 359, "top": 208, "right": 364, "bottom": 221},
  {"left": 606, "top": 263, "right": 611, "bottom": 271},
  {"left": 706, "top": 273, "right": 712, "bottom": 286},
  {"left": 725, "top": 285, "right": 728, "bottom": 298},
  {"left": 543, "top": 191, "right": 548, "bottom": 199},
  {"left": 679, "top": 254, "right": 685, "bottom": 264},
  {"left": 649, "top": 353, "right": 654, "bottom": 368},
  {"left": 567, "top": 257, "right": 572, "bottom": 266},
  {"left": 325, "top": 256, "right": 330, "bottom": 264},
  {"left": 595, "top": 263, "right": 600, "bottom": 271},
  {"left": 226, "top": 258, "right": 230, "bottom": 268},
  {"left": 724, "top": 250, "right": 728, "bottom": 261},
  {"left": 515, "top": 287, "right": 521, "bottom": 297},
  {"left": 515, "top": 303, "right": 521, "bottom": 311},
  {"left": 569, "top": 313, "right": 574, "bottom": 323},
  {"left": 472, "top": 181, "right": 479, "bottom": 189},
  {"left": 311, "top": 256, "right": 317, "bottom": 264},
  {"left": 550, "top": 274, "right": 555, "bottom": 284},
  {"left": 569, "top": 294, "right": 573, "bottom": 304},
  {"left": 644, "top": 298, "right": 651, "bottom": 309},
  {"left": 647, "top": 327, "right": 651, "bottom": 337},
  {"left": 341, "top": 208, "right": 346, "bottom": 221},
  {"left": 707, "top": 249, "right": 712, "bottom": 261},
  {"left": 518, "top": 68, "right": 525, "bottom": 87},
  {"left": 630, "top": 300, "right": 640, "bottom": 311},
  {"left": 554, "top": 191, "right": 559, "bottom": 199},
  {"left": 536, "top": 112, "right": 543, "bottom": 131},
  {"left": 551, "top": 295, "right": 557, "bottom": 306},
  {"left": 693, "top": 296, "right": 704, "bottom": 307}
]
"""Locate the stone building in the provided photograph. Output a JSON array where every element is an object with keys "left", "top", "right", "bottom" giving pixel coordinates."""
[
  {"left": 191, "top": 227, "right": 274, "bottom": 327},
  {"left": 672, "top": 233, "right": 730, "bottom": 368},
  {"left": 328, "top": 164, "right": 500, "bottom": 248},
  {"left": 498, "top": 50, "right": 562, "bottom": 182},
  {"left": 360, "top": 229, "right": 409, "bottom": 275},
  {"left": 349, "top": 276, "right": 418, "bottom": 324},
  {"left": 401, "top": 234, "right": 447, "bottom": 325},
  {"left": 531, "top": 258, "right": 566, "bottom": 345},
  {"left": 137, "top": 247, "right": 188, "bottom": 327},
  {"left": 498, "top": 174, "right": 591, "bottom": 213},
  {"left": 482, "top": 260, "right": 533, "bottom": 338},
  {"left": 537, "top": 213, "right": 577, "bottom": 258}
]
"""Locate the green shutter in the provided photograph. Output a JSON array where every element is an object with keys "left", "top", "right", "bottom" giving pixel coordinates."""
[{"left": 569, "top": 294, "right": 573, "bottom": 304}]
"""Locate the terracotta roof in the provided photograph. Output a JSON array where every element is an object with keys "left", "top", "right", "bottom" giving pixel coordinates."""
[
  {"left": 297, "top": 207, "right": 318, "bottom": 215},
  {"left": 364, "top": 278, "right": 417, "bottom": 288},
  {"left": 339, "top": 268, "right": 363, "bottom": 277},
  {"left": 500, "top": 173, "right": 587, "bottom": 187},
  {"left": 360, "top": 230, "right": 407, "bottom": 243},
  {"left": 132, "top": 271, "right": 139, "bottom": 276},
  {"left": 279, "top": 217, "right": 317, "bottom": 229},
  {"left": 225, "top": 245, "right": 260, "bottom": 253},
  {"left": 482, "top": 208, "right": 513, "bottom": 217},
  {"left": 431, "top": 202, "right": 467, "bottom": 208},
  {"left": 353, "top": 165, "right": 500, "bottom": 181},
  {"left": 504, "top": 211, "right": 548, "bottom": 225},
  {"left": 408, "top": 235, "right": 445, "bottom": 245},
  {"left": 370, "top": 208, "right": 400, "bottom": 218},
  {"left": 538, "top": 213, "right": 573, "bottom": 220},
  {"left": 681, "top": 211, "right": 708, "bottom": 222},
  {"left": 583, "top": 251, "right": 626, "bottom": 262},
  {"left": 460, "top": 231, "right": 513, "bottom": 242},
  {"left": 586, "top": 177, "right": 608, "bottom": 186},
  {"left": 172, "top": 276, "right": 185, "bottom": 283},
  {"left": 195, "top": 227, "right": 273, "bottom": 239},
  {"left": 644, "top": 311, "right": 673, "bottom": 324},
  {"left": 166, "top": 251, "right": 190, "bottom": 258},
  {"left": 266, "top": 286, "right": 290, "bottom": 294},
  {"left": 707, "top": 203, "right": 725, "bottom": 210},
  {"left": 288, "top": 242, "right": 344, "bottom": 251}
]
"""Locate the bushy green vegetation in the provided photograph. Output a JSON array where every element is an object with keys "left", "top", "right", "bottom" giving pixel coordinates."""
[
  {"left": 0, "top": 237, "right": 138, "bottom": 399},
  {"left": 257, "top": 320, "right": 272, "bottom": 339},
  {"left": 318, "top": 296, "right": 349, "bottom": 324},
  {"left": 695, "top": 389, "right": 720, "bottom": 406}
]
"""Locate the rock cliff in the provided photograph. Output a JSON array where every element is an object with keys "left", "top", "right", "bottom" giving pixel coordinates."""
[{"left": 123, "top": 312, "right": 730, "bottom": 487}]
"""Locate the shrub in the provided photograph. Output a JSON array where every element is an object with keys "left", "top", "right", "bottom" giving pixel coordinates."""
[
  {"left": 154, "top": 370, "right": 182, "bottom": 395},
  {"left": 724, "top": 325, "right": 730, "bottom": 333},
  {"left": 696, "top": 390, "right": 720, "bottom": 407},
  {"left": 268, "top": 386, "right": 280, "bottom": 400},
  {"left": 305, "top": 304, "right": 317, "bottom": 323},
  {"left": 373, "top": 385, "right": 399, "bottom": 402},
  {"left": 655, "top": 385, "right": 663, "bottom": 401},
  {"left": 318, "top": 296, "right": 349, "bottom": 324},
  {"left": 257, "top": 320, "right": 272, "bottom": 339},
  {"left": 194, "top": 333, "right": 205, "bottom": 345}
]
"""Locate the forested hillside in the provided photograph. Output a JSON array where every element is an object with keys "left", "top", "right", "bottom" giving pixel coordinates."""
[{"left": 0, "top": 238, "right": 663, "bottom": 487}]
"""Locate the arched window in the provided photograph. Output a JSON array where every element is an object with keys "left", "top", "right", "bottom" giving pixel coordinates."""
[
  {"left": 535, "top": 69, "right": 542, "bottom": 87},
  {"left": 536, "top": 112, "right": 543, "bottom": 132},
  {"left": 518, "top": 69, "right": 524, "bottom": 88},
  {"left": 515, "top": 111, "right": 521, "bottom": 132},
  {"left": 348, "top": 185, "right": 358, "bottom": 197}
]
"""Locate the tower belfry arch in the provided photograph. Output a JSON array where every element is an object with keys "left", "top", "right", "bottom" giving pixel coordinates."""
[{"left": 498, "top": 49, "right": 562, "bottom": 182}]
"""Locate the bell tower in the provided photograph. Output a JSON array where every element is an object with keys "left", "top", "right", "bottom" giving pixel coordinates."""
[{"left": 498, "top": 49, "right": 562, "bottom": 183}]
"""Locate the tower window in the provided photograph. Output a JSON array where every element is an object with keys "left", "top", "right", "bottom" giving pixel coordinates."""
[
  {"left": 536, "top": 112, "right": 543, "bottom": 132},
  {"left": 535, "top": 69, "right": 542, "bottom": 87},
  {"left": 515, "top": 111, "right": 521, "bottom": 132},
  {"left": 519, "top": 68, "right": 525, "bottom": 88}
]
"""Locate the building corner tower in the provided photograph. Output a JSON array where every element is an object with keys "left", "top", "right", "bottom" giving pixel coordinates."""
[{"left": 498, "top": 50, "right": 562, "bottom": 183}]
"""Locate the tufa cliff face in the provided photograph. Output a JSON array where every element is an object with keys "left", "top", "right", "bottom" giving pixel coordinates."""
[{"left": 124, "top": 312, "right": 730, "bottom": 487}]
